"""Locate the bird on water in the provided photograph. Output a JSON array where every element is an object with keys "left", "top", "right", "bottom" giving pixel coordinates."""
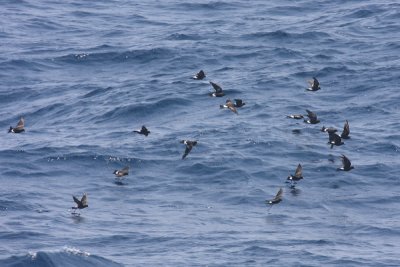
[
  {"left": 180, "top": 140, "right": 197, "bottom": 159},
  {"left": 209, "top": 81, "right": 225, "bottom": 97},
  {"left": 266, "top": 188, "right": 283, "bottom": 211},
  {"left": 8, "top": 117, "right": 25, "bottom": 133},
  {"left": 192, "top": 70, "right": 206, "bottom": 80},
  {"left": 287, "top": 164, "right": 303, "bottom": 187},
  {"left": 133, "top": 126, "right": 150, "bottom": 136},
  {"left": 71, "top": 193, "right": 88, "bottom": 215},
  {"left": 338, "top": 154, "right": 354, "bottom": 171}
]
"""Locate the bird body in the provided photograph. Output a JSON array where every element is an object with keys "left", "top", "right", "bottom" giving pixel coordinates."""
[
  {"left": 287, "top": 164, "right": 303, "bottom": 182},
  {"left": 192, "top": 70, "right": 205, "bottom": 80},
  {"left": 8, "top": 117, "right": 25, "bottom": 133},
  {"left": 209, "top": 81, "right": 225, "bottom": 97},
  {"left": 113, "top": 166, "right": 129, "bottom": 177},
  {"left": 180, "top": 140, "right": 197, "bottom": 159},
  {"left": 266, "top": 188, "right": 283, "bottom": 205},
  {"left": 304, "top": 110, "right": 320, "bottom": 124},
  {"left": 133, "top": 126, "right": 150, "bottom": 136},
  {"left": 220, "top": 99, "right": 238, "bottom": 114},
  {"left": 338, "top": 155, "right": 354, "bottom": 171},
  {"left": 72, "top": 193, "right": 88, "bottom": 214},
  {"left": 307, "top": 77, "right": 320, "bottom": 91}
]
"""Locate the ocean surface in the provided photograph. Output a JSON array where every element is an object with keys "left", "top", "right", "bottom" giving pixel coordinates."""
[{"left": 1, "top": 0, "right": 400, "bottom": 266}]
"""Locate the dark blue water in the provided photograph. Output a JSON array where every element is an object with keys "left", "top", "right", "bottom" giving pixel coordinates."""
[{"left": 1, "top": 0, "right": 400, "bottom": 266}]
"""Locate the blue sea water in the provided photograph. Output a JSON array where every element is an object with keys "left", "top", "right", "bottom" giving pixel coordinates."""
[{"left": 1, "top": 0, "right": 400, "bottom": 266}]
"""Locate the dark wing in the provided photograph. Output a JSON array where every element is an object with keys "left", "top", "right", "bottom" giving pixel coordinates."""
[
  {"left": 182, "top": 145, "right": 192, "bottom": 159},
  {"left": 15, "top": 117, "right": 24, "bottom": 130},
  {"left": 196, "top": 70, "right": 205, "bottom": 79},
  {"left": 305, "top": 109, "right": 316, "bottom": 120},
  {"left": 73, "top": 196, "right": 81, "bottom": 206},
  {"left": 341, "top": 155, "right": 351, "bottom": 169},
  {"left": 274, "top": 188, "right": 283, "bottom": 201},
  {"left": 341, "top": 120, "right": 350, "bottom": 137},
  {"left": 294, "top": 164, "right": 302, "bottom": 178},
  {"left": 141, "top": 126, "right": 148, "bottom": 132},
  {"left": 81, "top": 193, "right": 88, "bottom": 207},
  {"left": 210, "top": 82, "right": 223, "bottom": 93},
  {"left": 313, "top": 77, "right": 319, "bottom": 87},
  {"left": 333, "top": 133, "right": 342, "bottom": 144}
]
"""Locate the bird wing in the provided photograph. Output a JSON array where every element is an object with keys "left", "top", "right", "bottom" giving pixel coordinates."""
[
  {"left": 73, "top": 196, "right": 81, "bottom": 206},
  {"left": 16, "top": 117, "right": 24, "bottom": 130},
  {"left": 333, "top": 133, "right": 342, "bottom": 144},
  {"left": 226, "top": 102, "right": 238, "bottom": 114},
  {"left": 210, "top": 82, "right": 222, "bottom": 93},
  {"left": 305, "top": 110, "right": 316, "bottom": 120},
  {"left": 341, "top": 155, "right": 351, "bottom": 169},
  {"left": 81, "top": 193, "right": 88, "bottom": 206},
  {"left": 271, "top": 188, "right": 283, "bottom": 202},
  {"left": 182, "top": 145, "right": 192, "bottom": 159},
  {"left": 295, "top": 164, "right": 302, "bottom": 178},
  {"left": 342, "top": 120, "right": 350, "bottom": 136}
]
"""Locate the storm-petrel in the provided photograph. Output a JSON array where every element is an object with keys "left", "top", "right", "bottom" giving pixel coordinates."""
[
  {"left": 192, "top": 70, "right": 206, "bottom": 80},
  {"left": 180, "top": 140, "right": 197, "bottom": 159},
  {"left": 8, "top": 117, "right": 25, "bottom": 133},
  {"left": 304, "top": 110, "right": 320, "bottom": 124},
  {"left": 209, "top": 81, "right": 225, "bottom": 97},
  {"left": 133, "top": 126, "right": 150, "bottom": 137},
  {"left": 338, "top": 154, "right": 354, "bottom": 171},
  {"left": 307, "top": 77, "right": 320, "bottom": 91},
  {"left": 220, "top": 99, "right": 238, "bottom": 114}
]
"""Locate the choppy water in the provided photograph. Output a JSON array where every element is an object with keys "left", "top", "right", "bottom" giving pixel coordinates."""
[{"left": 1, "top": 0, "right": 400, "bottom": 266}]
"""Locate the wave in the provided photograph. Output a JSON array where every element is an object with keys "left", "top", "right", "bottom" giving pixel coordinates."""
[{"left": 0, "top": 247, "right": 123, "bottom": 267}]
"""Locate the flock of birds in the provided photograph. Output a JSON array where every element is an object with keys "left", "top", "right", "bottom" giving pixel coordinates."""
[{"left": 7, "top": 72, "right": 354, "bottom": 215}]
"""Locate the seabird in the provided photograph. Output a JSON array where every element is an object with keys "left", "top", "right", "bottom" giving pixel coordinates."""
[
  {"left": 8, "top": 117, "right": 25, "bottom": 133},
  {"left": 220, "top": 99, "right": 238, "bottom": 114},
  {"left": 209, "top": 81, "right": 225, "bottom": 97},
  {"left": 340, "top": 120, "right": 350, "bottom": 139},
  {"left": 266, "top": 188, "right": 283, "bottom": 211},
  {"left": 180, "top": 140, "right": 197, "bottom": 159},
  {"left": 287, "top": 114, "right": 304, "bottom": 119},
  {"left": 192, "top": 70, "right": 206, "bottom": 80},
  {"left": 113, "top": 166, "right": 129, "bottom": 177},
  {"left": 307, "top": 77, "right": 320, "bottom": 91},
  {"left": 328, "top": 132, "right": 344, "bottom": 149},
  {"left": 71, "top": 193, "right": 88, "bottom": 215},
  {"left": 338, "top": 154, "right": 354, "bottom": 171},
  {"left": 133, "top": 126, "right": 150, "bottom": 137},
  {"left": 304, "top": 110, "right": 320, "bottom": 124},
  {"left": 321, "top": 126, "right": 337, "bottom": 134},
  {"left": 233, "top": 99, "right": 246, "bottom": 107},
  {"left": 287, "top": 164, "right": 303, "bottom": 187}
]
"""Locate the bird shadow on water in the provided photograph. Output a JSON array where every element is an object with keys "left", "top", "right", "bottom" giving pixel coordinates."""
[
  {"left": 114, "top": 179, "right": 127, "bottom": 186},
  {"left": 70, "top": 212, "right": 86, "bottom": 223},
  {"left": 289, "top": 187, "right": 301, "bottom": 196}
]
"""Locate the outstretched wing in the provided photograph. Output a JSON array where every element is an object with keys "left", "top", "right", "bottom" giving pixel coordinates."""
[
  {"left": 15, "top": 117, "right": 24, "bottom": 130},
  {"left": 182, "top": 146, "right": 192, "bottom": 159},
  {"left": 306, "top": 110, "right": 317, "bottom": 120},
  {"left": 341, "top": 155, "right": 351, "bottom": 169},
  {"left": 121, "top": 166, "right": 129, "bottom": 175},
  {"left": 274, "top": 188, "right": 283, "bottom": 201},
  {"left": 81, "top": 193, "right": 88, "bottom": 207},
  {"left": 342, "top": 120, "right": 350, "bottom": 137},
  {"left": 73, "top": 196, "right": 81, "bottom": 206},
  {"left": 294, "top": 164, "right": 302, "bottom": 178},
  {"left": 210, "top": 82, "right": 223, "bottom": 93}
]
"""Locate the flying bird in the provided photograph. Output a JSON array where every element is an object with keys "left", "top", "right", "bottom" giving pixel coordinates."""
[
  {"left": 71, "top": 193, "right": 88, "bottom": 215},
  {"left": 8, "top": 117, "right": 25, "bottom": 133},
  {"left": 209, "top": 81, "right": 225, "bottom": 97},
  {"left": 287, "top": 164, "right": 303, "bottom": 187},
  {"left": 180, "top": 140, "right": 197, "bottom": 159},
  {"left": 340, "top": 120, "right": 350, "bottom": 139},
  {"left": 266, "top": 188, "right": 283, "bottom": 211},
  {"left": 220, "top": 99, "right": 238, "bottom": 114},
  {"left": 113, "top": 166, "right": 129, "bottom": 177},
  {"left": 328, "top": 132, "right": 344, "bottom": 149},
  {"left": 304, "top": 110, "right": 320, "bottom": 124},
  {"left": 133, "top": 126, "right": 150, "bottom": 137},
  {"left": 338, "top": 155, "right": 354, "bottom": 171},
  {"left": 192, "top": 70, "right": 206, "bottom": 80},
  {"left": 307, "top": 77, "right": 320, "bottom": 91}
]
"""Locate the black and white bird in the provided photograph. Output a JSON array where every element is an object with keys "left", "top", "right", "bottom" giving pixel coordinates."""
[
  {"left": 328, "top": 132, "right": 344, "bottom": 149},
  {"left": 287, "top": 114, "right": 304, "bottom": 120},
  {"left": 192, "top": 70, "right": 205, "bottom": 80},
  {"left": 133, "top": 126, "right": 150, "bottom": 137},
  {"left": 180, "top": 140, "right": 197, "bottom": 159},
  {"left": 71, "top": 193, "right": 88, "bottom": 215},
  {"left": 266, "top": 188, "right": 283, "bottom": 212},
  {"left": 233, "top": 99, "right": 246, "bottom": 107},
  {"left": 287, "top": 164, "right": 303, "bottom": 187},
  {"left": 209, "top": 81, "right": 225, "bottom": 97},
  {"left": 338, "top": 155, "right": 354, "bottom": 171},
  {"left": 8, "top": 117, "right": 25, "bottom": 133},
  {"left": 220, "top": 99, "right": 238, "bottom": 114},
  {"left": 113, "top": 166, "right": 129, "bottom": 178},
  {"left": 307, "top": 77, "right": 320, "bottom": 91},
  {"left": 340, "top": 120, "right": 350, "bottom": 139},
  {"left": 304, "top": 110, "right": 320, "bottom": 124}
]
